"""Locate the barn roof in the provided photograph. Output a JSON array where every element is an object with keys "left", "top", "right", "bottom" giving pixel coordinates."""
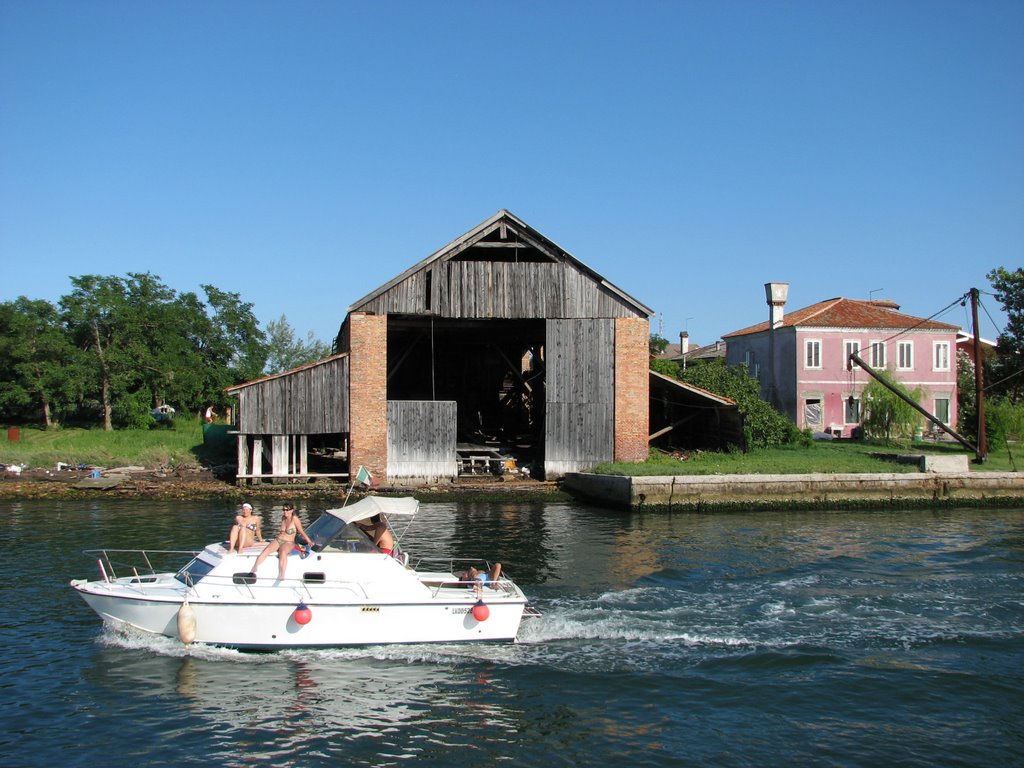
[{"left": 347, "top": 209, "right": 653, "bottom": 318}]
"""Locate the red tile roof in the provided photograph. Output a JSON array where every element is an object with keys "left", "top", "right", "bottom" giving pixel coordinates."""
[{"left": 723, "top": 298, "right": 960, "bottom": 338}]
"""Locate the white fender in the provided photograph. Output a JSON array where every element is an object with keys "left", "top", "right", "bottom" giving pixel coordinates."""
[{"left": 177, "top": 599, "right": 197, "bottom": 644}]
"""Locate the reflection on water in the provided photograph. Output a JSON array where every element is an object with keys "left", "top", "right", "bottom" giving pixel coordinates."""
[{"left": 2, "top": 499, "right": 1023, "bottom": 767}]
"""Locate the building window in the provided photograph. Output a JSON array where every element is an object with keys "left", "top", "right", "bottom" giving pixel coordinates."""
[
  {"left": 844, "top": 395, "right": 861, "bottom": 424},
  {"left": 870, "top": 341, "right": 886, "bottom": 368},
  {"left": 805, "top": 340, "right": 821, "bottom": 369},
  {"left": 935, "top": 398, "right": 950, "bottom": 424},
  {"left": 934, "top": 341, "right": 950, "bottom": 371},
  {"left": 897, "top": 341, "right": 914, "bottom": 370},
  {"left": 845, "top": 340, "right": 860, "bottom": 369}
]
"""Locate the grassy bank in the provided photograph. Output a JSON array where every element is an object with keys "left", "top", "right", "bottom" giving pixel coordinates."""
[
  {"left": 1, "top": 426, "right": 1010, "bottom": 476},
  {"left": 0, "top": 424, "right": 214, "bottom": 469},
  {"left": 590, "top": 441, "right": 1011, "bottom": 475}
]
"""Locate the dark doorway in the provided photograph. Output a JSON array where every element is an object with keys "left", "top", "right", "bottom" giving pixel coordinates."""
[{"left": 386, "top": 317, "right": 546, "bottom": 470}]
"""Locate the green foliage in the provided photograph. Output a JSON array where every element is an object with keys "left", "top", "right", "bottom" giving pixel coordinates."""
[
  {"left": 986, "top": 397, "right": 1024, "bottom": 465},
  {"left": 957, "top": 348, "right": 976, "bottom": 426},
  {"left": 0, "top": 272, "right": 270, "bottom": 430},
  {"left": 649, "top": 357, "right": 680, "bottom": 378},
  {"left": 859, "top": 368, "right": 925, "bottom": 443},
  {"left": 649, "top": 333, "right": 670, "bottom": 356},
  {"left": 986, "top": 267, "right": 1024, "bottom": 401},
  {"left": 264, "top": 314, "right": 332, "bottom": 374},
  {"left": 200, "top": 284, "right": 268, "bottom": 386},
  {"left": 112, "top": 389, "right": 156, "bottom": 430},
  {"left": 680, "top": 358, "right": 795, "bottom": 448},
  {"left": 0, "top": 297, "right": 85, "bottom": 427}
]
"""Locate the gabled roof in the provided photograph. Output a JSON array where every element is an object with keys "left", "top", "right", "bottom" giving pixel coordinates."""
[
  {"left": 347, "top": 209, "right": 653, "bottom": 317},
  {"left": 671, "top": 340, "right": 726, "bottom": 362},
  {"left": 723, "top": 298, "right": 960, "bottom": 339}
]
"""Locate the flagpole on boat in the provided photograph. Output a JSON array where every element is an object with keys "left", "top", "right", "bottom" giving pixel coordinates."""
[{"left": 342, "top": 465, "right": 374, "bottom": 507}]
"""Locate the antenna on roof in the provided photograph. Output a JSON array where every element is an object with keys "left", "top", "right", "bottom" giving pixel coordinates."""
[{"left": 869, "top": 288, "right": 884, "bottom": 300}]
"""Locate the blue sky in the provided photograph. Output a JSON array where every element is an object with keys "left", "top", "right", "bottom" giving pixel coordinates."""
[{"left": 2, "top": 1, "right": 1020, "bottom": 349}]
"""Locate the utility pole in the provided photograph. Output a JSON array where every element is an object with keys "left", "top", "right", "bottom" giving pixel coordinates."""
[{"left": 971, "top": 288, "right": 987, "bottom": 462}]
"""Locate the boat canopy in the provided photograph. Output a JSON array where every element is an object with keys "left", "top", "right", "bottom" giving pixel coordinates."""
[{"left": 323, "top": 496, "right": 419, "bottom": 525}]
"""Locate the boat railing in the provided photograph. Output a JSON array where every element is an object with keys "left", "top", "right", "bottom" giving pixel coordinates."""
[
  {"left": 82, "top": 548, "right": 200, "bottom": 583},
  {"left": 412, "top": 557, "right": 518, "bottom": 598},
  {"left": 412, "top": 556, "right": 498, "bottom": 573}
]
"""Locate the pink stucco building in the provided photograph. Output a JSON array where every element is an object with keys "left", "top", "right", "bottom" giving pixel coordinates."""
[{"left": 723, "top": 284, "right": 960, "bottom": 437}]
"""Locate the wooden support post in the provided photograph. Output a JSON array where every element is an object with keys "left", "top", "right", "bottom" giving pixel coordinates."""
[{"left": 252, "top": 437, "right": 264, "bottom": 485}]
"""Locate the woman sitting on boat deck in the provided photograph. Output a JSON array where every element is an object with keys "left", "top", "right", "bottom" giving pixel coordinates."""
[
  {"left": 252, "top": 504, "right": 313, "bottom": 580},
  {"left": 228, "top": 503, "right": 262, "bottom": 553}
]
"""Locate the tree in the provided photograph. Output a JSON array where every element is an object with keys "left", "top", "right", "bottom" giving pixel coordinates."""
[
  {"left": 986, "top": 397, "right": 1024, "bottom": 469},
  {"left": 0, "top": 298, "right": 83, "bottom": 426},
  {"left": 264, "top": 315, "right": 331, "bottom": 374},
  {"left": 681, "top": 358, "right": 796, "bottom": 448},
  {"left": 60, "top": 275, "right": 138, "bottom": 430},
  {"left": 859, "top": 368, "right": 925, "bottom": 443},
  {"left": 650, "top": 357, "right": 680, "bottom": 378},
  {"left": 200, "top": 284, "right": 268, "bottom": 388},
  {"left": 649, "top": 333, "right": 670, "bottom": 356},
  {"left": 986, "top": 267, "right": 1024, "bottom": 402},
  {"left": 58, "top": 274, "right": 269, "bottom": 429}
]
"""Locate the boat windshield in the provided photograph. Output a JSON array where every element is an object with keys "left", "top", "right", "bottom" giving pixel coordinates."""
[
  {"left": 306, "top": 515, "right": 379, "bottom": 553},
  {"left": 174, "top": 556, "right": 216, "bottom": 586}
]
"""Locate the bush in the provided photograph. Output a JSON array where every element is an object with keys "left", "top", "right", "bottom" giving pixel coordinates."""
[
  {"left": 859, "top": 369, "right": 924, "bottom": 443},
  {"left": 680, "top": 359, "right": 796, "bottom": 448},
  {"left": 112, "top": 390, "right": 155, "bottom": 430}
]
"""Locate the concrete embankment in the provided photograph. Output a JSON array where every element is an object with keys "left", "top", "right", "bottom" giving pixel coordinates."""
[{"left": 562, "top": 470, "right": 1024, "bottom": 512}]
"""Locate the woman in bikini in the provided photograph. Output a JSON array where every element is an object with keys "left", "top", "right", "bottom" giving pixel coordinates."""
[
  {"left": 359, "top": 514, "right": 396, "bottom": 556},
  {"left": 228, "top": 503, "right": 262, "bottom": 553},
  {"left": 252, "top": 504, "right": 312, "bottom": 580}
]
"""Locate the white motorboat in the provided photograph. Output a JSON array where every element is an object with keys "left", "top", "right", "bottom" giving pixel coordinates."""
[{"left": 71, "top": 496, "right": 534, "bottom": 649}]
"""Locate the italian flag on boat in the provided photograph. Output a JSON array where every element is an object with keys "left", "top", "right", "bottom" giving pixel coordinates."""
[{"left": 354, "top": 465, "right": 376, "bottom": 488}]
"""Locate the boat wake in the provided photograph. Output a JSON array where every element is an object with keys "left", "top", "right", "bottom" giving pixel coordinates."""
[{"left": 96, "top": 574, "right": 1017, "bottom": 677}]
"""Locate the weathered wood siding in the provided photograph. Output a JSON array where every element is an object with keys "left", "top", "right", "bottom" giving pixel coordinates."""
[
  {"left": 355, "top": 261, "right": 644, "bottom": 320},
  {"left": 235, "top": 356, "right": 349, "bottom": 435},
  {"left": 545, "top": 318, "right": 615, "bottom": 476},
  {"left": 387, "top": 400, "right": 458, "bottom": 481}
]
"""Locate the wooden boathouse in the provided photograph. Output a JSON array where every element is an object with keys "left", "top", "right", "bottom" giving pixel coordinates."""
[{"left": 227, "top": 210, "right": 653, "bottom": 485}]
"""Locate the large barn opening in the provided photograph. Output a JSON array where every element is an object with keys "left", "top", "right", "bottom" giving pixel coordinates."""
[{"left": 386, "top": 316, "right": 546, "bottom": 475}]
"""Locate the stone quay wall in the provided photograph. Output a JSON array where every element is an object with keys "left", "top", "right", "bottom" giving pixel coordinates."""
[{"left": 562, "top": 470, "right": 1024, "bottom": 511}]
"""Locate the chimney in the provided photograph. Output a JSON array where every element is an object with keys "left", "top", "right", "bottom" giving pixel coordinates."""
[
  {"left": 679, "top": 330, "right": 689, "bottom": 356},
  {"left": 765, "top": 282, "right": 789, "bottom": 328}
]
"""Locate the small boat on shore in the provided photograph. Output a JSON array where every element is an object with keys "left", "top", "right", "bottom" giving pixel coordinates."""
[{"left": 71, "top": 496, "right": 534, "bottom": 649}]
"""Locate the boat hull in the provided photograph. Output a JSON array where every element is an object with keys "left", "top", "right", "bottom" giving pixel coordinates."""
[{"left": 72, "top": 578, "right": 525, "bottom": 648}]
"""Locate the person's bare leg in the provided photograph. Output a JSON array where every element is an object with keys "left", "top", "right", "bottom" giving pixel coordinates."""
[
  {"left": 277, "top": 543, "right": 295, "bottom": 580},
  {"left": 253, "top": 541, "right": 278, "bottom": 575}
]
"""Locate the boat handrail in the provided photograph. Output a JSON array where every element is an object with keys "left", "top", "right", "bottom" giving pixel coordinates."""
[
  {"left": 82, "top": 548, "right": 200, "bottom": 581},
  {"left": 423, "top": 575, "right": 518, "bottom": 598},
  {"left": 411, "top": 556, "right": 498, "bottom": 572}
]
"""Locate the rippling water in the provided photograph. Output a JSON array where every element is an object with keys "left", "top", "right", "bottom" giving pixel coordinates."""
[{"left": 2, "top": 499, "right": 1022, "bottom": 766}]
